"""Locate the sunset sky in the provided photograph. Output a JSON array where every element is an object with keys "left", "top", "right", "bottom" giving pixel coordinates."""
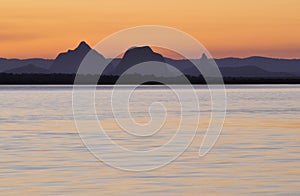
[{"left": 1, "top": 0, "right": 300, "bottom": 59}]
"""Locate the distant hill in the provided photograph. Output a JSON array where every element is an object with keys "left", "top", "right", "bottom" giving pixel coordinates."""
[
  {"left": 0, "top": 41, "right": 300, "bottom": 83},
  {"left": 4, "top": 64, "right": 50, "bottom": 74},
  {"left": 220, "top": 66, "right": 294, "bottom": 78},
  {"left": 0, "top": 58, "right": 53, "bottom": 72},
  {"left": 215, "top": 56, "right": 300, "bottom": 75}
]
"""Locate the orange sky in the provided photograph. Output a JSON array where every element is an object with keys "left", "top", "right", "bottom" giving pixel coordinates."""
[{"left": 1, "top": 0, "right": 300, "bottom": 59}]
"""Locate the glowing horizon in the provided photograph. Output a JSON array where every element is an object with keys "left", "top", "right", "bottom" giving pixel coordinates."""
[{"left": 1, "top": 0, "right": 300, "bottom": 59}]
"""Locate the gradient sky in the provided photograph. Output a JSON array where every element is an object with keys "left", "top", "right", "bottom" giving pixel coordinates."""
[{"left": 1, "top": 0, "right": 300, "bottom": 59}]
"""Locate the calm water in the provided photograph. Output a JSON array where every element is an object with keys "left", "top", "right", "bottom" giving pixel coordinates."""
[{"left": 0, "top": 85, "right": 299, "bottom": 195}]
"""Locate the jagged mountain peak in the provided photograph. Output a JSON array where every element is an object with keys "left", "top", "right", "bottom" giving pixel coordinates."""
[
  {"left": 201, "top": 53, "right": 208, "bottom": 60},
  {"left": 49, "top": 41, "right": 104, "bottom": 74},
  {"left": 77, "top": 41, "right": 91, "bottom": 50}
]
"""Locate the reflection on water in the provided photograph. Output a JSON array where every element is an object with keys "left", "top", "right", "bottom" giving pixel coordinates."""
[{"left": 0, "top": 85, "right": 299, "bottom": 195}]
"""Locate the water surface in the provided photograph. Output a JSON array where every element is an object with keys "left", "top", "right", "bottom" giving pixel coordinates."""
[{"left": 0, "top": 85, "right": 299, "bottom": 195}]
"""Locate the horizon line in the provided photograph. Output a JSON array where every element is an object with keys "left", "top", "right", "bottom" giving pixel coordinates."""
[{"left": 1, "top": 55, "right": 300, "bottom": 61}]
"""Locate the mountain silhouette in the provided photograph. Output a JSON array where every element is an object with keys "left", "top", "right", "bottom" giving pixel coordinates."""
[
  {"left": 49, "top": 41, "right": 105, "bottom": 74},
  {"left": 0, "top": 41, "right": 300, "bottom": 82},
  {"left": 166, "top": 53, "right": 212, "bottom": 77},
  {"left": 113, "top": 46, "right": 165, "bottom": 75},
  {"left": 215, "top": 56, "right": 300, "bottom": 75},
  {"left": 220, "top": 66, "right": 294, "bottom": 77},
  {"left": 201, "top": 53, "right": 208, "bottom": 60},
  {"left": 4, "top": 64, "right": 50, "bottom": 74},
  {"left": 0, "top": 58, "right": 53, "bottom": 72}
]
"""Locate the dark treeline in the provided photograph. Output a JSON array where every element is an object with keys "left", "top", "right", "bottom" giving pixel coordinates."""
[{"left": 0, "top": 73, "right": 300, "bottom": 85}]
